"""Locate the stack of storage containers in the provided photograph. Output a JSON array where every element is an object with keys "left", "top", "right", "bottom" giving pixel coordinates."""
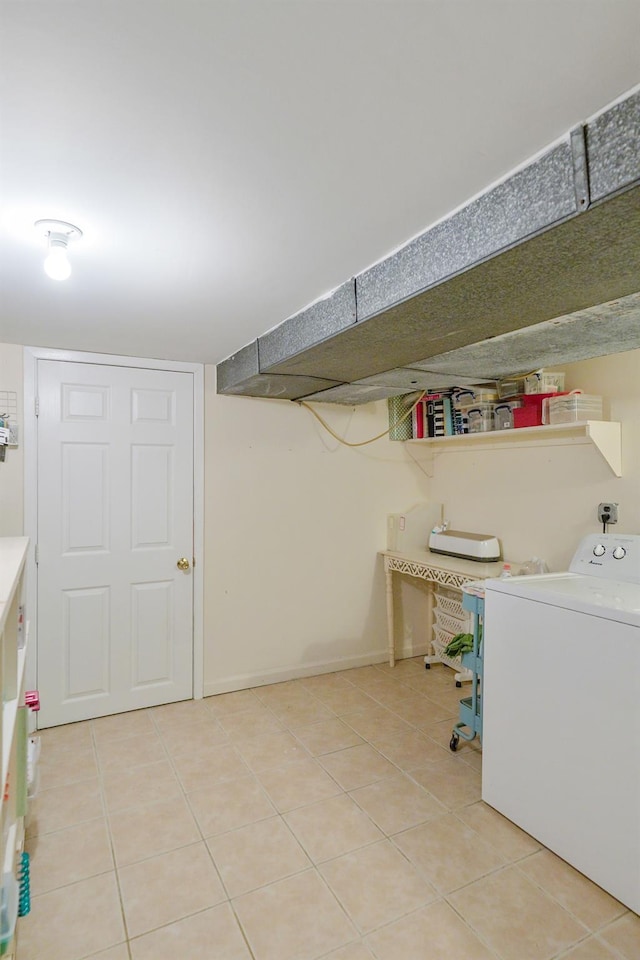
[
  {"left": 454, "top": 372, "right": 569, "bottom": 432},
  {"left": 431, "top": 586, "right": 473, "bottom": 682},
  {"left": 543, "top": 393, "right": 604, "bottom": 423},
  {"left": 453, "top": 388, "right": 499, "bottom": 433},
  {"left": 390, "top": 372, "right": 603, "bottom": 439},
  {"left": 496, "top": 371, "right": 568, "bottom": 430}
]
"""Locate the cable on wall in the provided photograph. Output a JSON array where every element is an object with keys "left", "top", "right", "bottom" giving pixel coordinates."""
[{"left": 299, "top": 391, "right": 425, "bottom": 447}]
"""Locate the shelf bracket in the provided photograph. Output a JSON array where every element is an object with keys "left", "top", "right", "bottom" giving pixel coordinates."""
[{"left": 586, "top": 421, "right": 622, "bottom": 476}]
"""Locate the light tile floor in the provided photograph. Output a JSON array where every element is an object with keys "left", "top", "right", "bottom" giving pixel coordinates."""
[{"left": 17, "top": 659, "right": 639, "bottom": 960}]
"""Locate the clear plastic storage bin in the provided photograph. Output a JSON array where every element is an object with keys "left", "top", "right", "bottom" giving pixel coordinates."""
[
  {"left": 524, "top": 370, "right": 566, "bottom": 394},
  {"left": 467, "top": 403, "right": 495, "bottom": 433},
  {"left": 493, "top": 401, "right": 523, "bottom": 430},
  {"left": 452, "top": 389, "right": 498, "bottom": 434},
  {"left": 496, "top": 377, "right": 527, "bottom": 399},
  {"left": 453, "top": 388, "right": 498, "bottom": 410},
  {"left": 543, "top": 393, "right": 603, "bottom": 424}
]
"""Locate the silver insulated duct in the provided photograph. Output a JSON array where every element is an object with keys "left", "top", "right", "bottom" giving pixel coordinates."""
[{"left": 217, "top": 88, "right": 640, "bottom": 403}]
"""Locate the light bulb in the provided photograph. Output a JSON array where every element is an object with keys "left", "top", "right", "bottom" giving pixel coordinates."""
[
  {"left": 35, "top": 221, "right": 82, "bottom": 280},
  {"left": 44, "top": 241, "right": 71, "bottom": 281}
]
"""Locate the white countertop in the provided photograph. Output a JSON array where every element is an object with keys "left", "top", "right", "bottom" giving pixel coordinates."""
[{"left": 380, "top": 547, "right": 506, "bottom": 581}]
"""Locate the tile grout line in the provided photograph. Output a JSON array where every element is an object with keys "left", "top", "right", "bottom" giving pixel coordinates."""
[
  {"left": 31, "top": 660, "right": 618, "bottom": 960},
  {"left": 90, "top": 718, "right": 134, "bottom": 960},
  {"left": 439, "top": 886, "right": 510, "bottom": 960},
  {"left": 148, "top": 704, "right": 260, "bottom": 960},
  {"left": 343, "top": 698, "right": 606, "bottom": 960},
  {"left": 136, "top": 707, "right": 258, "bottom": 955},
  {"left": 263, "top": 672, "right": 506, "bottom": 956},
  {"left": 445, "top": 883, "right": 600, "bottom": 960},
  {"left": 363, "top": 896, "right": 500, "bottom": 960},
  {"left": 175, "top": 688, "right": 442, "bottom": 957},
  {"left": 510, "top": 856, "right": 630, "bottom": 941},
  {"left": 440, "top": 856, "right": 624, "bottom": 960},
  {"left": 563, "top": 929, "right": 630, "bottom": 960}
]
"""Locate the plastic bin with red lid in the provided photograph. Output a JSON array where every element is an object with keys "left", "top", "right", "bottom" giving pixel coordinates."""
[{"left": 512, "top": 392, "right": 569, "bottom": 428}]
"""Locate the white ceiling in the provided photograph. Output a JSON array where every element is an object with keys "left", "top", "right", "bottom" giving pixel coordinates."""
[{"left": 1, "top": 1, "right": 639, "bottom": 366}]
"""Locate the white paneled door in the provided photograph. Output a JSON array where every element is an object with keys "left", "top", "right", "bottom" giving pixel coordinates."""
[{"left": 36, "top": 360, "right": 194, "bottom": 727}]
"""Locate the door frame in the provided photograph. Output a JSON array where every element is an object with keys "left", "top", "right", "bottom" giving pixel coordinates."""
[{"left": 23, "top": 346, "right": 205, "bottom": 706}]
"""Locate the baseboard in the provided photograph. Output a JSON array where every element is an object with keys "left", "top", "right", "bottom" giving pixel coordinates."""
[
  {"left": 396, "top": 640, "right": 431, "bottom": 660},
  {"left": 202, "top": 646, "right": 421, "bottom": 698},
  {"left": 203, "top": 643, "right": 434, "bottom": 697}
]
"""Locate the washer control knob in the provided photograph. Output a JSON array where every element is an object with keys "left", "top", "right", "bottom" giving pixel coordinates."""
[
  {"left": 592, "top": 544, "right": 606, "bottom": 557},
  {"left": 613, "top": 546, "right": 626, "bottom": 560}
]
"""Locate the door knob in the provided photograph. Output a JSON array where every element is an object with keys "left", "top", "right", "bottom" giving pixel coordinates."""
[{"left": 176, "top": 557, "right": 190, "bottom": 571}]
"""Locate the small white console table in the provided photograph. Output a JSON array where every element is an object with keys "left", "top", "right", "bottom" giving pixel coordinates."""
[{"left": 380, "top": 548, "right": 505, "bottom": 667}]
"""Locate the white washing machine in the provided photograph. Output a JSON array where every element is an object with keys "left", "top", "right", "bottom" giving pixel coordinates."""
[{"left": 482, "top": 533, "right": 640, "bottom": 913}]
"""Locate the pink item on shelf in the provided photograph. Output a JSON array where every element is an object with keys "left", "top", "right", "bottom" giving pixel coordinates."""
[
  {"left": 24, "top": 691, "right": 40, "bottom": 711},
  {"left": 512, "top": 392, "right": 569, "bottom": 428}
]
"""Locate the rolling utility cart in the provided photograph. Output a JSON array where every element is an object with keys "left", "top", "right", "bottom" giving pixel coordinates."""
[{"left": 450, "top": 585, "right": 484, "bottom": 751}]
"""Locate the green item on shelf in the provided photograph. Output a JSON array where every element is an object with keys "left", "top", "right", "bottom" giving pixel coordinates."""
[{"left": 443, "top": 632, "right": 474, "bottom": 657}]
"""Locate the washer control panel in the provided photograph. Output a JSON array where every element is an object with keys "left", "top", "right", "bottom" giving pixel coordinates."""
[{"left": 569, "top": 534, "right": 640, "bottom": 583}]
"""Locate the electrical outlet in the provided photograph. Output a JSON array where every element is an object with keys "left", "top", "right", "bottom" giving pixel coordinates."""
[{"left": 597, "top": 502, "right": 618, "bottom": 525}]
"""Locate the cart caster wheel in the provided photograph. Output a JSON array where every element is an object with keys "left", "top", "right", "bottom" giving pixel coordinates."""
[
  {"left": 455, "top": 681, "right": 462, "bottom": 688},
  {"left": 450, "top": 733, "right": 459, "bottom": 752},
  {"left": 424, "top": 663, "right": 430, "bottom": 670}
]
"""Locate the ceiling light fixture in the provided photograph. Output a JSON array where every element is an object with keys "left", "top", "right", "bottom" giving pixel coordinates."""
[{"left": 34, "top": 219, "right": 83, "bottom": 281}]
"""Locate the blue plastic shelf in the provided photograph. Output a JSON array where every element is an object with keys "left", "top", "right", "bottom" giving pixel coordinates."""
[{"left": 451, "top": 592, "right": 483, "bottom": 751}]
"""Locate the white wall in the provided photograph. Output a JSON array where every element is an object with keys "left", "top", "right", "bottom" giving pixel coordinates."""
[
  {"left": 0, "top": 344, "right": 24, "bottom": 537},
  {"left": 4, "top": 340, "right": 639, "bottom": 697},
  {"left": 425, "top": 350, "right": 640, "bottom": 572},
  {"left": 203, "top": 348, "right": 640, "bottom": 698},
  {"left": 203, "top": 368, "right": 430, "bottom": 694}
]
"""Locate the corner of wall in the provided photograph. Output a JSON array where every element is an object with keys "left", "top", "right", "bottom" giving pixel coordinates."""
[{"left": 0, "top": 343, "right": 25, "bottom": 536}]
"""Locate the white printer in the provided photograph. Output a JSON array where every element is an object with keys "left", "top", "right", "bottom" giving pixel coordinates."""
[{"left": 428, "top": 526, "right": 502, "bottom": 562}]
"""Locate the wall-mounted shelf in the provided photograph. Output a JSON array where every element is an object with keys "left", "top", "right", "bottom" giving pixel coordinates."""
[{"left": 407, "top": 421, "right": 622, "bottom": 476}]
